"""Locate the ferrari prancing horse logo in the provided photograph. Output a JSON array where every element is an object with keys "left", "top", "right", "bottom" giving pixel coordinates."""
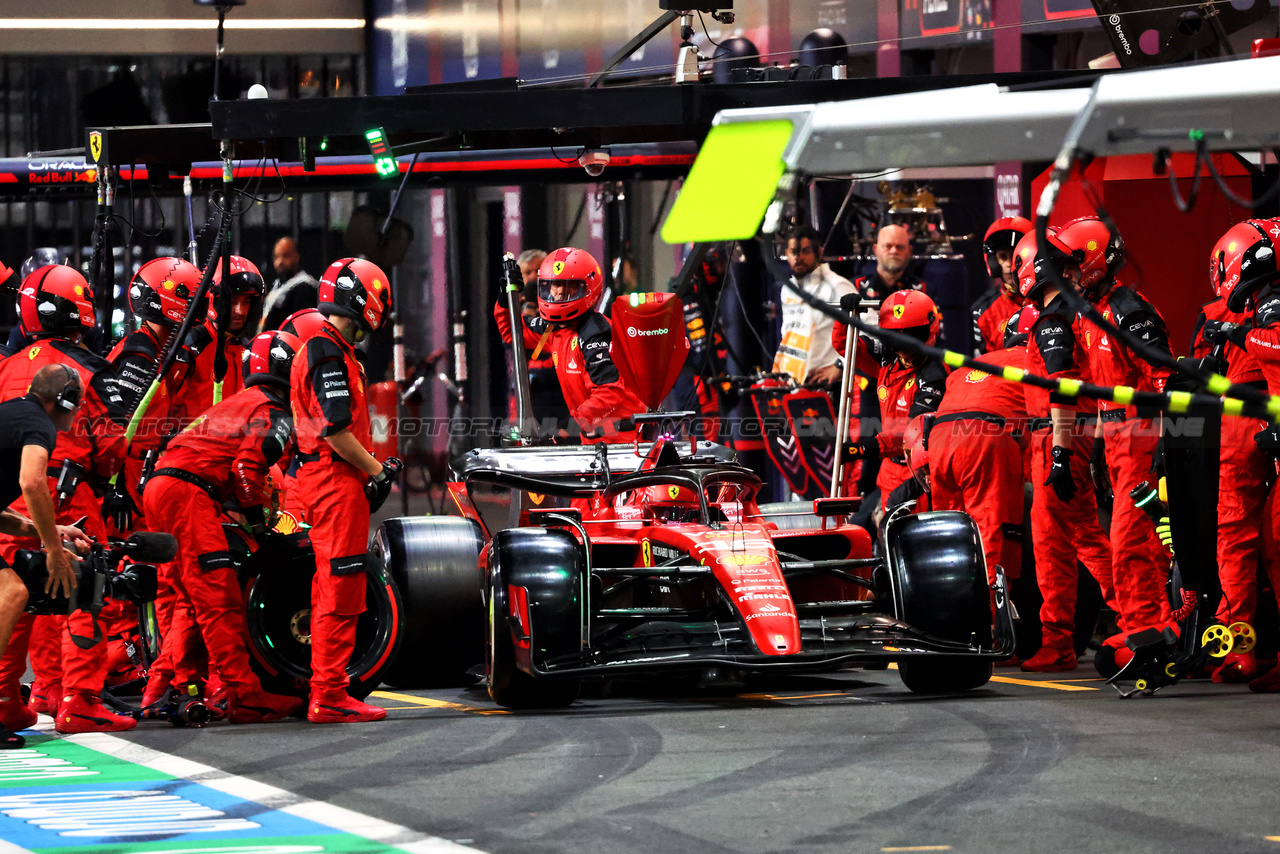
[
  {"left": 892, "top": 304, "right": 905, "bottom": 319},
  {"left": 89, "top": 131, "right": 102, "bottom": 163},
  {"left": 552, "top": 261, "right": 565, "bottom": 276}
]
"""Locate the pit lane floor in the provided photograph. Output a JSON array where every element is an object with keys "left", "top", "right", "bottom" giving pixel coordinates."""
[{"left": 54, "top": 664, "right": 1280, "bottom": 854}]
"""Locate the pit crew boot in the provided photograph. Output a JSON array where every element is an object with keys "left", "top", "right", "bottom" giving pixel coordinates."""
[
  {"left": 1211, "top": 651, "right": 1258, "bottom": 683},
  {"left": 139, "top": 674, "right": 171, "bottom": 713},
  {"left": 307, "top": 690, "right": 386, "bottom": 724},
  {"left": 229, "top": 688, "right": 305, "bottom": 724},
  {"left": 1020, "top": 646, "right": 1078, "bottom": 673},
  {"left": 1248, "top": 664, "right": 1280, "bottom": 693},
  {"left": 0, "top": 726, "right": 24, "bottom": 750},
  {"left": 0, "top": 692, "right": 36, "bottom": 733},
  {"left": 27, "top": 681, "right": 61, "bottom": 716},
  {"left": 55, "top": 692, "right": 137, "bottom": 733}
]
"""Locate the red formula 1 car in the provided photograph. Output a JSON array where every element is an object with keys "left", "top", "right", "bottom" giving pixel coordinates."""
[{"left": 372, "top": 428, "right": 1015, "bottom": 709}]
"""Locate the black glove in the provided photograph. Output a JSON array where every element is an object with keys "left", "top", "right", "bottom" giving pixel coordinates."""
[
  {"left": 859, "top": 333, "right": 888, "bottom": 361},
  {"left": 1203, "top": 320, "right": 1250, "bottom": 349},
  {"left": 1044, "top": 445, "right": 1076, "bottom": 503},
  {"left": 839, "top": 293, "right": 861, "bottom": 314},
  {"left": 1256, "top": 424, "right": 1280, "bottom": 456},
  {"left": 243, "top": 504, "right": 269, "bottom": 539},
  {"left": 364, "top": 457, "right": 403, "bottom": 512},
  {"left": 100, "top": 480, "right": 138, "bottom": 531}
]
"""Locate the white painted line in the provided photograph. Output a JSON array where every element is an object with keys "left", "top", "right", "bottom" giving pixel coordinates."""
[{"left": 20, "top": 722, "right": 483, "bottom": 854}]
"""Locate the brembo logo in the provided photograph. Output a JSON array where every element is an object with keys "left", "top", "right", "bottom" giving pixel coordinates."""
[
  {"left": 1109, "top": 15, "right": 1132, "bottom": 55},
  {"left": 627, "top": 326, "right": 668, "bottom": 337}
]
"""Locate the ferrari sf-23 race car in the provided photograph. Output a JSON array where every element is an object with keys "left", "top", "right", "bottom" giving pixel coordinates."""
[{"left": 372, "top": 431, "right": 1015, "bottom": 709}]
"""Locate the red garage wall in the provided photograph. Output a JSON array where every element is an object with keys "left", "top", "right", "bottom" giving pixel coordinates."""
[{"left": 1031, "top": 153, "right": 1253, "bottom": 357}]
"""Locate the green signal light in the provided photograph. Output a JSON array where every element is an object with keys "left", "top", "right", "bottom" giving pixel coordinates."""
[{"left": 365, "top": 127, "right": 398, "bottom": 178}]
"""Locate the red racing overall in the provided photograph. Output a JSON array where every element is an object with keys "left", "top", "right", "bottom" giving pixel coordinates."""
[
  {"left": 1026, "top": 295, "right": 1116, "bottom": 654},
  {"left": 0, "top": 339, "right": 127, "bottom": 717},
  {"left": 1081, "top": 286, "right": 1173, "bottom": 632},
  {"left": 173, "top": 318, "right": 247, "bottom": 422},
  {"left": 497, "top": 304, "right": 645, "bottom": 440},
  {"left": 290, "top": 322, "right": 373, "bottom": 694},
  {"left": 1193, "top": 298, "right": 1270, "bottom": 631},
  {"left": 143, "top": 384, "right": 295, "bottom": 715},
  {"left": 929, "top": 346, "right": 1028, "bottom": 584},
  {"left": 970, "top": 287, "right": 1023, "bottom": 355}
]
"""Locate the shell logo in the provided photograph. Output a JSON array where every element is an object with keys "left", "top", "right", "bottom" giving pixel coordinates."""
[
  {"left": 74, "top": 286, "right": 84, "bottom": 297},
  {"left": 722, "top": 554, "right": 768, "bottom": 566},
  {"left": 371, "top": 278, "right": 383, "bottom": 291},
  {"left": 965, "top": 369, "right": 989, "bottom": 383},
  {"left": 1086, "top": 239, "right": 1098, "bottom": 252},
  {"left": 1229, "top": 241, "right": 1238, "bottom": 253},
  {"left": 877, "top": 385, "right": 888, "bottom": 401},
  {"left": 272, "top": 511, "right": 300, "bottom": 534},
  {"left": 162, "top": 279, "right": 176, "bottom": 291},
  {"left": 553, "top": 260, "right": 565, "bottom": 275},
  {"left": 892, "top": 304, "right": 906, "bottom": 319}
]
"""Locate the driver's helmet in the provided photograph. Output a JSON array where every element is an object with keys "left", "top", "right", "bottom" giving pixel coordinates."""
[{"left": 642, "top": 483, "right": 700, "bottom": 523}]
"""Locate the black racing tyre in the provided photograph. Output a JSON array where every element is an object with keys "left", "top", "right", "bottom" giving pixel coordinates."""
[
  {"left": 898, "top": 658, "right": 994, "bottom": 694},
  {"left": 241, "top": 532, "right": 404, "bottom": 701},
  {"left": 882, "top": 510, "right": 993, "bottom": 694},
  {"left": 756, "top": 501, "right": 823, "bottom": 531},
  {"left": 371, "top": 516, "right": 486, "bottom": 688},
  {"left": 486, "top": 528, "right": 582, "bottom": 710}
]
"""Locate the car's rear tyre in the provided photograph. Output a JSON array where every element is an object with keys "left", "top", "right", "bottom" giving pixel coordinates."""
[
  {"left": 371, "top": 516, "right": 485, "bottom": 688},
  {"left": 882, "top": 510, "right": 992, "bottom": 694},
  {"left": 241, "top": 532, "right": 403, "bottom": 701},
  {"left": 486, "top": 528, "right": 582, "bottom": 710}
]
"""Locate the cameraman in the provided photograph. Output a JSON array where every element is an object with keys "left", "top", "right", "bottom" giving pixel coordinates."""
[{"left": 0, "top": 364, "right": 91, "bottom": 746}]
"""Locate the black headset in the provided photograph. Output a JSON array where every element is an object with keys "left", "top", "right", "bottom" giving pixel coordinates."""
[{"left": 54, "top": 364, "right": 82, "bottom": 413}]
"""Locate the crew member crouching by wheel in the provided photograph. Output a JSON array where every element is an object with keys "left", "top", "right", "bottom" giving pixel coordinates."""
[
  {"left": 291, "top": 258, "right": 399, "bottom": 724},
  {"left": 496, "top": 247, "right": 645, "bottom": 441},
  {"left": 140, "top": 331, "right": 305, "bottom": 723},
  {"left": 0, "top": 267, "right": 131, "bottom": 733}
]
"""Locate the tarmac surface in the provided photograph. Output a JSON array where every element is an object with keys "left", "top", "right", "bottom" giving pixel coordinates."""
[{"left": 106, "top": 663, "right": 1280, "bottom": 854}]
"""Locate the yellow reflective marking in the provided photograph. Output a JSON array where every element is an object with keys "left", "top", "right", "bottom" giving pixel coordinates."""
[
  {"left": 1112, "top": 386, "right": 1134, "bottom": 405},
  {"left": 1168, "top": 390, "right": 1192, "bottom": 413},
  {"left": 943, "top": 350, "right": 965, "bottom": 368},
  {"left": 661, "top": 119, "right": 795, "bottom": 243},
  {"left": 1058, "top": 378, "right": 1081, "bottom": 397},
  {"left": 369, "top": 689, "right": 510, "bottom": 715},
  {"left": 988, "top": 675, "right": 1098, "bottom": 692},
  {"left": 1223, "top": 397, "right": 1244, "bottom": 417},
  {"left": 738, "top": 692, "right": 856, "bottom": 701},
  {"left": 1206, "top": 375, "right": 1231, "bottom": 395},
  {"left": 1001, "top": 366, "right": 1025, "bottom": 383}
]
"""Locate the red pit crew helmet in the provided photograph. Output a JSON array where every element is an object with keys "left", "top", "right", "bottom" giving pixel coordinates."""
[
  {"left": 210, "top": 255, "right": 266, "bottom": 332},
  {"left": 243, "top": 330, "right": 301, "bottom": 392},
  {"left": 1057, "top": 217, "right": 1125, "bottom": 299},
  {"left": 1209, "top": 220, "right": 1280, "bottom": 312},
  {"left": 19, "top": 265, "right": 95, "bottom": 338},
  {"left": 318, "top": 258, "right": 393, "bottom": 334},
  {"left": 983, "top": 216, "right": 1033, "bottom": 278},
  {"left": 130, "top": 257, "right": 203, "bottom": 326},
  {"left": 879, "top": 290, "right": 940, "bottom": 347},
  {"left": 280, "top": 307, "right": 329, "bottom": 342},
  {"left": 1002, "top": 303, "right": 1041, "bottom": 348},
  {"left": 1013, "top": 228, "right": 1072, "bottom": 300},
  {"left": 537, "top": 247, "right": 604, "bottom": 324}
]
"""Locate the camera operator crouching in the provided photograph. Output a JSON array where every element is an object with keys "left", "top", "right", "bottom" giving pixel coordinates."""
[{"left": 0, "top": 365, "right": 93, "bottom": 747}]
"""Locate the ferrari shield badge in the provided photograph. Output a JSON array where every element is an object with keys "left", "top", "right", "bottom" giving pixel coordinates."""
[{"left": 89, "top": 131, "right": 103, "bottom": 163}]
